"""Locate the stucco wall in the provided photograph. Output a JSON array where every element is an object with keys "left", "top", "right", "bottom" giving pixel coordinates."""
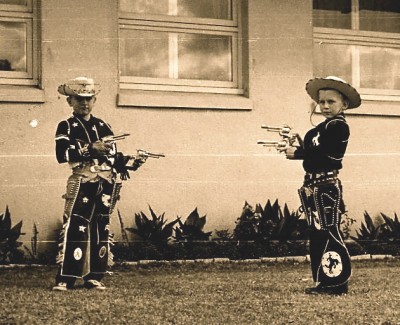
[{"left": 0, "top": 0, "right": 398, "bottom": 251}]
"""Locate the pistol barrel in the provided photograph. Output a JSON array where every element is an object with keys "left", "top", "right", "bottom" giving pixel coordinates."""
[
  {"left": 261, "top": 125, "right": 282, "bottom": 132},
  {"left": 257, "top": 140, "right": 280, "bottom": 145}
]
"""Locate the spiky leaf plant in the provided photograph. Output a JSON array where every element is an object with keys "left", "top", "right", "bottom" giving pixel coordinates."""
[
  {"left": 351, "top": 211, "right": 381, "bottom": 242},
  {"left": 0, "top": 206, "right": 25, "bottom": 264},
  {"left": 379, "top": 213, "right": 400, "bottom": 242},
  {"left": 257, "top": 200, "right": 307, "bottom": 242},
  {"left": 174, "top": 208, "right": 212, "bottom": 242},
  {"left": 257, "top": 199, "right": 284, "bottom": 242},
  {"left": 126, "top": 206, "right": 179, "bottom": 248},
  {"left": 277, "top": 204, "right": 308, "bottom": 241}
]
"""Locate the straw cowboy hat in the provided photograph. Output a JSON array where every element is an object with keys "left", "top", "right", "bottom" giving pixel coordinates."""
[
  {"left": 57, "top": 76, "right": 100, "bottom": 97},
  {"left": 305, "top": 76, "right": 361, "bottom": 109}
]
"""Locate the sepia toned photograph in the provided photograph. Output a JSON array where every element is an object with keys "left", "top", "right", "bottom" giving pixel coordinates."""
[{"left": 1, "top": 0, "right": 400, "bottom": 324}]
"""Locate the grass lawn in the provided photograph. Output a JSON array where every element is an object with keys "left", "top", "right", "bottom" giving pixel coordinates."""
[{"left": 1, "top": 259, "right": 400, "bottom": 324}]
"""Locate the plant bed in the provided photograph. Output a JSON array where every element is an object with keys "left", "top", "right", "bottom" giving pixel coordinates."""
[{"left": 112, "top": 240, "right": 310, "bottom": 262}]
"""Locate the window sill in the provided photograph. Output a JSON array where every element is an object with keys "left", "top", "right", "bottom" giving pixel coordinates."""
[
  {"left": 117, "top": 89, "right": 253, "bottom": 110},
  {"left": 0, "top": 85, "right": 45, "bottom": 103}
]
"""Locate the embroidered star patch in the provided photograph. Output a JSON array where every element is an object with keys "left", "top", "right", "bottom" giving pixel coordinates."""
[
  {"left": 79, "top": 225, "right": 86, "bottom": 232},
  {"left": 72, "top": 122, "right": 78, "bottom": 127},
  {"left": 82, "top": 197, "right": 89, "bottom": 203},
  {"left": 99, "top": 122, "right": 104, "bottom": 126}
]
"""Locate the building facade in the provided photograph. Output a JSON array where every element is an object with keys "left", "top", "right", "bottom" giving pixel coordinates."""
[{"left": 0, "top": 0, "right": 399, "bottom": 248}]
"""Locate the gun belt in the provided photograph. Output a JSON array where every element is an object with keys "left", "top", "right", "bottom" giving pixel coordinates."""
[{"left": 304, "top": 170, "right": 338, "bottom": 185}]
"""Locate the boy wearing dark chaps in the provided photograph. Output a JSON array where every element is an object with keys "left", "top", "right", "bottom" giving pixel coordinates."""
[
  {"left": 53, "top": 77, "right": 141, "bottom": 291},
  {"left": 285, "top": 76, "right": 361, "bottom": 295}
]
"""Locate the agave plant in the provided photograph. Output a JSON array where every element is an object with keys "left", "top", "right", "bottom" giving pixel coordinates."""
[
  {"left": 257, "top": 199, "right": 283, "bottom": 242},
  {"left": 379, "top": 212, "right": 400, "bottom": 242},
  {"left": 0, "top": 206, "right": 25, "bottom": 264},
  {"left": 351, "top": 211, "right": 381, "bottom": 242},
  {"left": 174, "top": 208, "right": 212, "bottom": 242},
  {"left": 277, "top": 203, "right": 308, "bottom": 241},
  {"left": 257, "top": 199, "right": 307, "bottom": 242},
  {"left": 125, "top": 206, "right": 179, "bottom": 248}
]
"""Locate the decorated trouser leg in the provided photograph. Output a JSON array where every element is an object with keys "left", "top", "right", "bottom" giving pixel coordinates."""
[
  {"left": 56, "top": 176, "right": 118, "bottom": 284},
  {"left": 299, "top": 179, "right": 351, "bottom": 290},
  {"left": 83, "top": 179, "right": 116, "bottom": 282}
]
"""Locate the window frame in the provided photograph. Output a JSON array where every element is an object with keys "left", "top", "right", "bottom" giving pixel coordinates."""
[
  {"left": 118, "top": 0, "right": 244, "bottom": 95},
  {"left": 313, "top": 0, "right": 400, "bottom": 103},
  {"left": 0, "top": 0, "right": 40, "bottom": 87}
]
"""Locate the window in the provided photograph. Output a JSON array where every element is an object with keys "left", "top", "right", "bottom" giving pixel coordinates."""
[
  {"left": 118, "top": 0, "right": 243, "bottom": 95},
  {"left": 313, "top": 0, "right": 400, "bottom": 102},
  {"left": 0, "top": 0, "right": 39, "bottom": 86}
]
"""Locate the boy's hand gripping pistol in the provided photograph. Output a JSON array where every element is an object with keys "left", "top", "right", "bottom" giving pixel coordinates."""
[{"left": 257, "top": 124, "right": 303, "bottom": 153}]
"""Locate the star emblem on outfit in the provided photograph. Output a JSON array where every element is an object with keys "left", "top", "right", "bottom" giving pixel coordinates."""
[
  {"left": 82, "top": 197, "right": 89, "bottom": 203},
  {"left": 79, "top": 225, "right": 86, "bottom": 232},
  {"left": 72, "top": 122, "right": 78, "bottom": 127},
  {"left": 99, "top": 122, "right": 104, "bottom": 126}
]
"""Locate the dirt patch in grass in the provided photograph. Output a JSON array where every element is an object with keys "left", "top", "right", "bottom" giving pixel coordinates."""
[{"left": 1, "top": 260, "right": 400, "bottom": 324}]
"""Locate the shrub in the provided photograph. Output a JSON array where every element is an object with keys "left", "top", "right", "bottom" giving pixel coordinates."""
[
  {"left": 256, "top": 199, "right": 308, "bottom": 242},
  {"left": 351, "top": 211, "right": 400, "bottom": 255},
  {"left": 380, "top": 213, "right": 400, "bottom": 242},
  {"left": 125, "top": 206, "right": 179, "bottom": 249},
  {"left": 0, "top": 206, "right": 25, "bottom": 264},
  {"left": 340, "top": 212, "right": 357, "bottom": 240},
  {"left": 174, "top": 208, "right": 212, "bottom": 242},
  {"left": 213, "top": 229, "right": 233, "bottom": 241},
  {"left": 233, "top": 200, "right": 308, "bottom": 243},
  {"left": 351, "top": 211, "right": 382, "bottom": 242},
  {"left": 233, "top": 201, "right": 258, "bottom": 241}
]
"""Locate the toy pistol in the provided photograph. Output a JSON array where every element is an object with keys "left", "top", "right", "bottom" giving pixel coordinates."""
[
  {"left": 102, "top": 133, "right": 130, "bottom": 144},
  {"left": 126, "top": 149, "right": 165, "bottom": 161},
  {"left": 257, "top": 140, "right": 289, "bottom": 152},
  {"left": 258, "top": 124, "right": 303, "bottom": 152},
  {"left": 136, "top": 149, "right": 165, "bottom": 160}
]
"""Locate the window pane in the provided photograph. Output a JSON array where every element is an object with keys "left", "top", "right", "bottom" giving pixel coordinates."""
[
  {"left": 0, "top": 21, "right": 26, "bottom": 72},
  {"left": 177, "top": 0, "right": 231, "bottom": 19},
  {"left": 313, "top": 43, "right": 352, "bottom": 83},
  {"left": 120, "top": 0, "right": 168, "bottom": 16},
  {"left": 120, "top": 29, "right": 233, "bottom": 82},
  {"left": 360, "top": 46, "right": 400, "bottom": 90},
  {"left": 120, "top": 29, "right": 169, "bottom": 78},
  {"left": 359, "top": 0, "right": 400, "bottom": 33},
  {"left": 313, "top": 0, "right": 351, "bottom": 29},
  {"left": 120, "top": 0, "right": 231, "bottom": 20},
  {"left": 178, "top": 33, "right": 232, "bottom": 81},
  {"left": 0, "top": 0, "right": 27, "bottom": 5}
]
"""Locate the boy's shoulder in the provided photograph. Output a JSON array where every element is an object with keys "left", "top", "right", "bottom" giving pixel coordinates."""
[{"left": 325, "top": 115, "right": 348, "bottom": 129}]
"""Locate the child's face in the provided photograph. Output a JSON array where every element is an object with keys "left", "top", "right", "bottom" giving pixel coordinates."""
[
  {"left": 318, "top": 89, "right": 349, "bottom": 119},
  {"left": 68, "top": 95, "right": 96, "bottom": 118}
]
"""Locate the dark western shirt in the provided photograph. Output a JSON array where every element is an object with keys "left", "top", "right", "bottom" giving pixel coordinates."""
[
  {"left": 295, "top": 113, "right": 350, "bottom": 173},
  {"left": 55, "top": 113, "right": 115, "bottom": 166}
]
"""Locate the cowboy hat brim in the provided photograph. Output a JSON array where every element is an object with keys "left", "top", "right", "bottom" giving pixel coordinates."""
[
  {"left": 57, "top": 84, "right": 100, "bottom": 97},
  {"left": 306, "top": 77, "right": 361, "bottom": 109}
]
